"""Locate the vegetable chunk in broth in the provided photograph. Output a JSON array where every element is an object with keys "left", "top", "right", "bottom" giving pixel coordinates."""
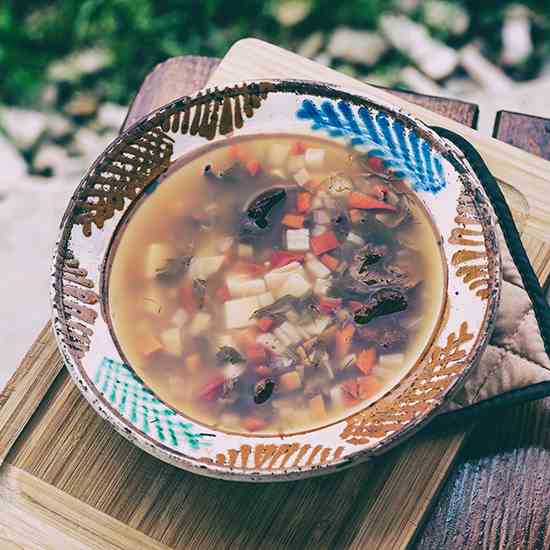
[{"left": 108, "top": 135, "right": 445, "bottom": 434}]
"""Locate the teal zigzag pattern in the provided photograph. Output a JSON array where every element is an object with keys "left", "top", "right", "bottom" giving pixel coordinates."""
[
  {"left": 94, "top": 357, "right": 211, "bottom": 450},
  {"left": 296, "top": 98, "right": 447, "bottom": 194}
]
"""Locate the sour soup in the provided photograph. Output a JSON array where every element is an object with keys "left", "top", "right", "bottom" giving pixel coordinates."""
[{"left": 108, "top": 135, "right": 445, "bottom": 434}]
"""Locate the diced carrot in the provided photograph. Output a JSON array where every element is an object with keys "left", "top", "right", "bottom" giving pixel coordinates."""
[
  {"left": 245, "top": 344, "right": 268, "bottom": 364},
  {"left": 296, "top": 191, "right": 312, "bottom": 213},
  {"left": 310, "top": 230, "right": 339, "bottom": 256},
  {"left": 309, "top": 394, "right": 327, "bottom": 419},
  {"left": 236, "top": 328, "right": 259, "bottom": 349},
  {"left": 257, "top": 317, "right": 274, "bottom": 332},
  {"left": 234, "top": 261, "right": 265, "bottom": 276},
  {"left": 245, "top": 159, "right": 261, "bottom": 176},
  {"left": 290, "top": 141, "right": 306, "bottom": 155},
  {"left": 179, "top": 286, "right": 197, "bottom": 314},
  {"left": 282, "top": 213, "right": 305, "bottom": 229},
  {"left": 357, "top": 376, "right": 381, "bottom": 399},
  {"left": 366, "top": 155, "right": 385, "bottom": 173},
  {"left": 185, "top": 353, "right": 201, "bottom": 373},
  {"left": 348, "top": 300, "right": 364, "bottom": 312},
  {"left": 357, "top": 348, "right": 377, "bottom": 375},
  {"left": 320, "top": 254, "right": 339, "bottom": 271},
  {"left": 336, "top": 323, "right": 355, "bottom": 357},
  {"left": 349, "top": 209, "right": 363, "bottom": 223},
  {"left": 243, "top": 416, "right": 268, "bottom": 432},
  {"left": 279, "top": 371, "right": 302, "bottom": 391},
  {"left": 270, "top": 250, "right": 305, "bottom": 268},
  {"left": 348, "top": 192, "right": 397, "bottom": 211},
  {"left": 216, "top": 284, "right": 231, "bottom": 302},
  {"left": 198, "top": 375, "right": 225, "bottom": 401},
  {"left": 318, "top": 296, "right": 342, "bottom": 313},
  {"left": 255, "top": 365, "right": 272, "bottom": 376},
  {"left": 138, "top": 333, "right": 162, "bottom": 357}
]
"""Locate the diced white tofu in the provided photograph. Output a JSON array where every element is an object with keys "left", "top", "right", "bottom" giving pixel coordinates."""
[
  {"left": 287, "top": 154, "right": 305, "bottom": 174},
  {"left": 226, "top": 275, "right": 266, "bottom": 298},
  {"left": 313, "top": 278, "right": 330, "bottom": 295},
  {"left": 293, "top": 167, "right": 311, "bottom": 187},
  {"left": 304, "top": 148, "right": 325, "bottom": 170},
  {"left": 188, "top": 255, "right": 224, "bottom": 280},
  {"left": 189, "top": 312, "right": 212, "bottom": 336},
  {"left": 379, "top": 353, "right": 404, "bottom": 369},
  {"left": 171, "top": 308, "right": 189, "bottom": 328},
  {"left": 257, "top": 291, "right": 275, "bottom": 307},
  {"left": 256, "top": 333, "right": 287, "bottom": 355},
  {"left": 218, "top": 236, "right": 234, "bottom": 253},
  {"left": 286, "top": 229, "right": 310, "bottom": 251},
  {"left": 264, "top": 262, "right": 304, "bottom": 293},
  {"left": 313, "top": 209, "right": 331, "bottom": 224},
  {"left": 144, "top": 242, "right": 175, "bottom": 279},
  {"left": 305, "top": 253, "right": 331, "bottom": 279},
  {"left": 238, "top": 243, "right": 253, "bottom": 258},
  {"left": 224, "top": 296, "right": 260, "bottom": 329},
  {"left": 311, "top": 224, "right": 328, "bottom": 237},
  {"left": 277, "top": 272, "right": 311, "bottom": 298},
  {"left": 346, "top": 232, "right": 365, "bottom": 247},
  {"left": 160, "top": 327, "right": 182, "bottom": 356},
  {"left": 267, "top": 143, "right": 291, "bottom": 167}
]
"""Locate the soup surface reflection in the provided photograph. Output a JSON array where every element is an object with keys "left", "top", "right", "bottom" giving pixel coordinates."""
[{"left": 108, "top": 135, "right": 445, "bottom": 434}]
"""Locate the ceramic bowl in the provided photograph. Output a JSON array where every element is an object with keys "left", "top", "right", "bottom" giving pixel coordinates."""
[{"left": 51, "top": 80, "right": 500, "bottom": 481}]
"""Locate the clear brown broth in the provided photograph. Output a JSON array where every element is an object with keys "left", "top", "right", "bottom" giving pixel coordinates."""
[{"left": 108, "top": 135, "right": 445, "bottom": 435}]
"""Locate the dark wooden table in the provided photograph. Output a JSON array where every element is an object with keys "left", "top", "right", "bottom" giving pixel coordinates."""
[{"left": 126, "top": 56, "right": 550, "bottom": 550}]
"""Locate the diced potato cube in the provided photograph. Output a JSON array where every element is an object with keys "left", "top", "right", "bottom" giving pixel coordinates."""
[
  {"left": 238, "top": 244, "right": 253, "bottom": 258},
  {"left": 226, "top": 276, "right": 266, "bottom": 298},
  {"left": 346, "top": 232, "right": 365, "bottom": 247},
  {"left": 304, "top": 148, "right": 325, "bottom": 170},
  {"left": 293, "top": 167, "right": 311, "bottom": 187},
  {"left": 257, "top": 291, "right": 275, "bottom": 307},
  {"left": 188, "top": 255, "right": 225, "bottom": 280},
  {"left": 256, "top": 333, "right": 287, "bottom": 355},
  {"left": 379, "top": 353, "right": 404, "bottom": 369},
  {"left": 171, "top": 308, "right": 189, "bottom": 327},
  {"left": 279, "top": 371, "right": 302, "bottom": 391},
  {"left": 185, "top": 353, "right": 201, "bottom": 373},
  {"left": 144, "top": 242, "right": 175, "bottom": 279},
  {"left": 305, "top": 253, "right": 331, "bottom": 279},
  {"left": 264, "top": 262, "right": 304, "bottom": 293},
  {"left": 287, "top": 154, "right": 305, "bottom": 174},
  {"left": 267, "top": 143, "right": 291, "bottom": 167},
  {"left": 286, "top": 229, "right": 310, "bottom": 251},
  {"left": 313, "top": 278, "right": 330, "bottom": 295},
  {"left": 309, "top": 394, "right": 327, "bottom": 419},
  {"left": 137, "top": 333, "right": 162, "bottom": 357},
  {"left": 277, "top": 272, "right": 311, "bottom": 298},
  {"left": 313, "top": 209, "right": 331, "bottom": 224},
  {"left": 190, "top": 312, "right": 212, "bottom": 336},
  {"left": 224, "top": 296, "right": 260, "bottom": 329},
  {"left": 160, "top": 327, "right": 182, "bottom": 357}
]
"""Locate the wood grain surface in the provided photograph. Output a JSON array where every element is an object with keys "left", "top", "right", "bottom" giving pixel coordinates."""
[
  {"left": 412, "top": 111, "right": 550, "bottom": 550},
  {"left": 1, "top": 55, "right": 480, "bottom": 550}
]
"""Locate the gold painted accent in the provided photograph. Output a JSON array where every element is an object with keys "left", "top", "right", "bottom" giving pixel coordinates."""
[
  {"left": 340, "top": 322, "right": 474, "bottom": 445},
  {"left": 200, "top": 443, "right": 345, "bottom": 471}
]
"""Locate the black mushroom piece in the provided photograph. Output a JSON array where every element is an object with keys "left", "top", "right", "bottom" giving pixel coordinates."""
[
  {"left": 352, "top": 243, "right": 389, "bottom": 273},
  {"left": 238, "top": 186, "right": 287, "bottom": 241},
  {"left": 353, "top": 287, "right": 408, "bottom": 325},
  {"left": 203, "top": 162, "right": 249, "bottom": 183},
  {"left": 358, "top": 321, "right": 408, "bottom": 349},
  {"left": 253, "top": 378, "right": 275, "bottom": 404},
  {"left": 216, "top": 346, "right": 245, "bottom": 365}
]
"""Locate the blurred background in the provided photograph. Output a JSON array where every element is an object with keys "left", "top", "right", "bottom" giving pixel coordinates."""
[{"left": 1, "top": 0, "right": 550, "bottom": 385}]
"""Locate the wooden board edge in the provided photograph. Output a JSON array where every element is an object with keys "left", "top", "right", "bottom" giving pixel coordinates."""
[
  {"left": 0, "top": 463, "right": 169, "bottom": 550},
  {"left": 0, "top": 323, "right": 64, "bottom": 466}
]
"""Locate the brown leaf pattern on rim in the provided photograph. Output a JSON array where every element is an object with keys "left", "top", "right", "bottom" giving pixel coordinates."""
[
  {"left": 448, "top": 194, "right": 491, "bottom": 299},
  {"left": 54, "top": 252, "right": 99, "bottom": 366},
  {"left": 340, "top": 322, "right": 474, "bottom": 445},
  {"left": 200, "top": 443, "right": 345, "bottom": 471}
]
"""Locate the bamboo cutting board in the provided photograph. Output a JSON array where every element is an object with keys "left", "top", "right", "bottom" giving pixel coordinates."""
[{"left": 1, "top": 45, "right": 550, "bottom": 549}]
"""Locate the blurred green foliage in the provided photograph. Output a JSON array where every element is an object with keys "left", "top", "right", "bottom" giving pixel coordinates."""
[{"left": 1, "top": 0, "right": 550, "bottom": 107}]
